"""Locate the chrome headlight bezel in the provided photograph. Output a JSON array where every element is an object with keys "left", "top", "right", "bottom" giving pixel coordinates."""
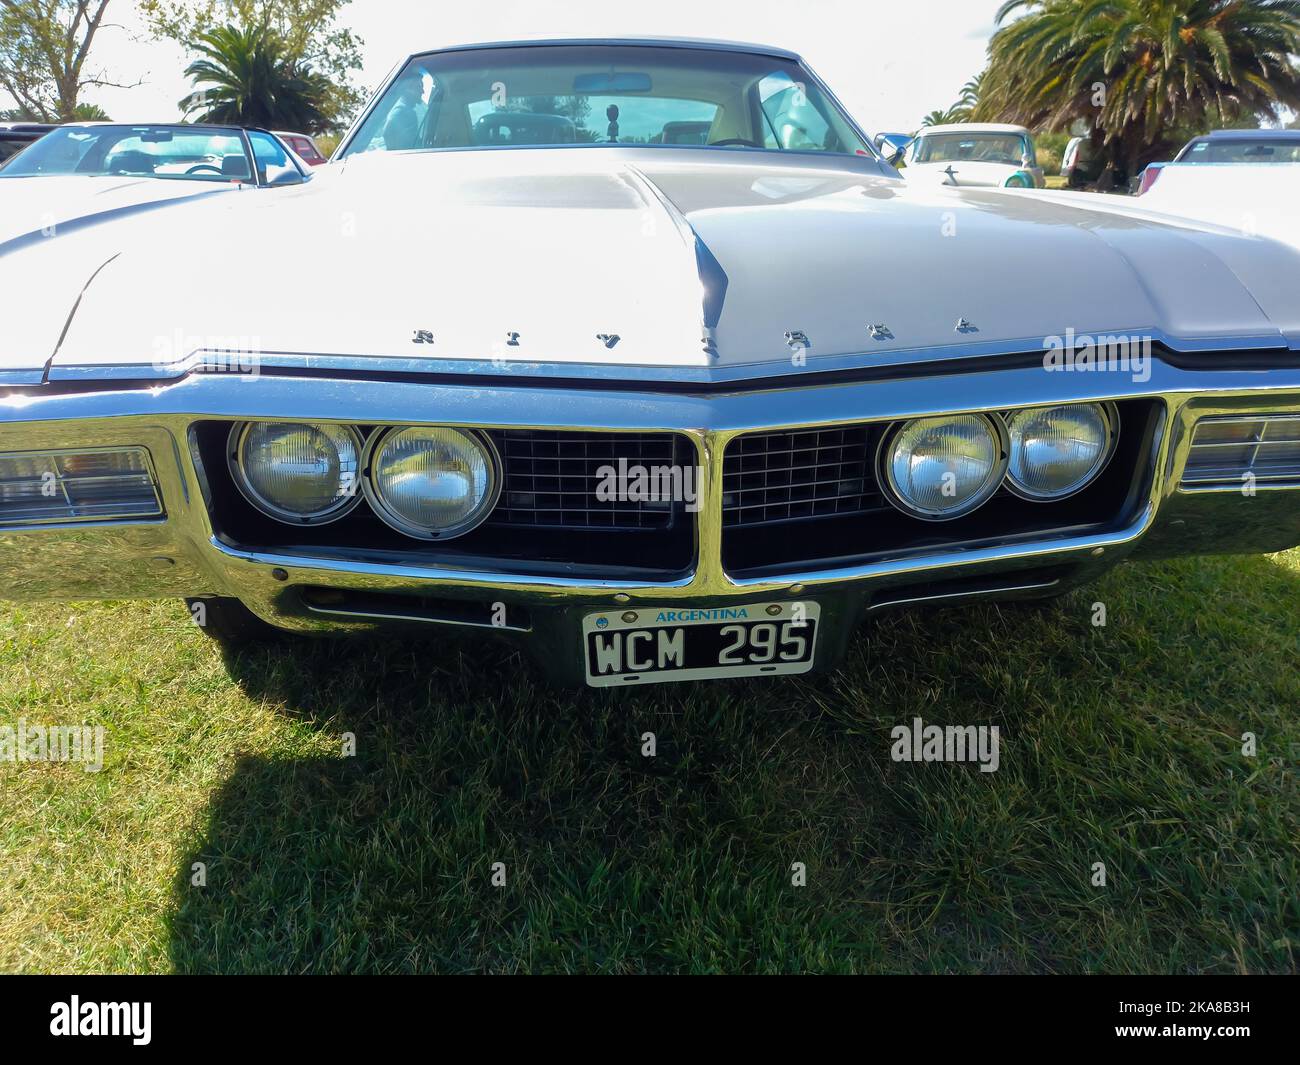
[
  {"left": 227, "top": 421, "right": 364, "bottom": 526},
  {"left": 360, "top": 426, "right": 502, "bottom": 541},
  {"left": 1002, "top": 402, "right": 1119, "bottom": 502},
  {"left": 877, "top": 413, "right": 1010, "bottom": 521}
]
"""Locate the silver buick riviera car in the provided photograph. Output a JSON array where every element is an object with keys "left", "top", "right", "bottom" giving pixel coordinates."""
[{"left": 2, "top": 39, "right": 1299, "bottom": 687}]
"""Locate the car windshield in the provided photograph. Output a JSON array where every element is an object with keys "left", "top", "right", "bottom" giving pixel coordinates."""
[
  {"left": 912, "top": 132, "right": 1029, "bottom": 165},
  {"left": 1178, "top": 137, "right": 1300, "bottom": 164},
  {"left": 341, "top": 44, "right": 869, "bottom": 157},
  {"left": 0, "top": 125, "right": 253, "bottom": 182}
]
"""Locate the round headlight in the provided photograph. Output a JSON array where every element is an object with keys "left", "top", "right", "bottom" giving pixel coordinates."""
[
  {"left": 363, "top": 427, "right": 500, "bottom": 540},
  {"left": 1004, "top": 403, "right": 1114, "bottom": 500},
  {"left": 1004, "top": 170, "right": 1034, "bottom": 188},
  {"left": 230, "top": 421, "right": 362, "bottom": 524},
  {"left": 881, "top": 414, "right": 1007, "bottom": 520}
]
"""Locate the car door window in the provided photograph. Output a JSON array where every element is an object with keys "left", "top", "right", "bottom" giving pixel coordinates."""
[
  {"left": 247, "top": 131, "right": 302, "bottom": 185},
  {"left": 757, "top": 72, "right": 840, "bottom": 152}
]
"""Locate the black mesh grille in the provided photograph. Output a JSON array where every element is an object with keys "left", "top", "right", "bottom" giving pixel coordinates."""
[
  {"left": 488, "top": 430, "right": 689, "bottom": 530},
  {"left": 722, "top": 426, "right": 887, "bottom": 528}
]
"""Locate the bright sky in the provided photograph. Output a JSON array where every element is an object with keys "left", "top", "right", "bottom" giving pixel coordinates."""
[{"left": 9, "top": 0, "right": 1005, "bottom": 133}]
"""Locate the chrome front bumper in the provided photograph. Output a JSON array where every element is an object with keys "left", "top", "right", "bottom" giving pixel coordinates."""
[{"left": 3, "top": 358, "right": 1300, "bottom": 683}]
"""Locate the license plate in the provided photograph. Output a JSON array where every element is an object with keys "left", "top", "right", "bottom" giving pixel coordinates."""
[{"left": 582, "top": 601, "right": 820, "bottom": 687}]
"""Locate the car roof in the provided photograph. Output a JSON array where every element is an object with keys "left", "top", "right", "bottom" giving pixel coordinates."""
[
  {"left": 1199, "top": 128, "right": 1300, "bottom": 141},
  {"left": 918, "top": 123, "right": 1031, "bottom": 135},
  {"left": 406, "top": 36, "right": 802, "bottom": 62}
]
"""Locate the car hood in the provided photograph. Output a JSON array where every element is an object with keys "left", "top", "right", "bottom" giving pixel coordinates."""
[{"left": 3, "top": 147, "right": 1300, "bottom": 384}]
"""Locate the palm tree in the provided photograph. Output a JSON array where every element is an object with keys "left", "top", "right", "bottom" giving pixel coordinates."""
[
  {"left": 921, "top": 108, "right": 960, "bottom": 127},
  {"left": 179, "top": 24, "right": 330, "bottom": 133},
  {"left": 977, "top": 0, "right": 1300, "bottom": 183},
  {"left": 72, "top": 103, "right": 111, "bottom": 121},
  {"left": 950, "top": 72, "right": 985, "bottom": 121}
]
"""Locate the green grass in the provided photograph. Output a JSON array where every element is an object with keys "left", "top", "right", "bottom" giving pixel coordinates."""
[{"left": 1, "top": 550, "right": 1297, "bottom": 974}]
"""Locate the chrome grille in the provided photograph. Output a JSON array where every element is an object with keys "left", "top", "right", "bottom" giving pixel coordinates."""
[
  {"left": 1182, "top": 415, "right": 1300, "bottom": 490},
  {"left": 488, "top": 430, "right": 687, "bottom": 530},
  {"left": 722, "top": 426, "right": 886, "bottom": 527}
]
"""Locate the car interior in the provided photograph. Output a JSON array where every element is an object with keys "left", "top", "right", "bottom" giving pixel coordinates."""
[{"left": 344, "top": 45, "right": 869, "bottom": 157}]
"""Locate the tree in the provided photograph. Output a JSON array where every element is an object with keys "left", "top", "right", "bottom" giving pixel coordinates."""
[
  {"left": 950, "top": 72, "right": 985, "bottom": 122},
  {"left": 977, "top": 0, "right": 1300, "bottom": 183},
  {"left": 140, "top": 0, "right": 363, "bottom": 128},
  {"left": 72, "top": 101, "right": 110, "bottom": 120},
  {"left": 179, "top": 23, "right": 330, "bottom": 132},
  {"left": 922, "top": 108, "right": 961, "bottom": 127},
  {"left": 0, "top": 0, "right": 136, "bottom": 121}
]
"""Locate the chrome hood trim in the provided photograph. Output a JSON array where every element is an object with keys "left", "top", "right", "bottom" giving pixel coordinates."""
[{"left": 2, "top": 147, "right": 1299, "bottom": 384}]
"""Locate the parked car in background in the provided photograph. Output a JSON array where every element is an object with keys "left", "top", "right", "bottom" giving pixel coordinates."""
[
  {"left": 1128, "top": 129, "right": 1300, "bottom": 250},
  {"left": 0, "top": 122, "right": 55, "bottom": 165},
  {"left": 1136, "top": 128, "right": 1300, "bottom": 197},
  {"left": 274, "top": 130, "right": 329, "bottom": 165},
  {"left": 1174, "top": 128, "right": 1300, "bottom": 165},
  {"left": 902, "top": 123, "right": 1045, "bottom": 187},
  {"left": 2, "top": 123, "right": 311, "bottom": 186},
  {"left": 0, "top": 124, "right": 312, "bottom": 251},
  {"left": 1131, "top": 162, "right": 1300, "bottom": 252},
  {"left": 2, "top": 39, "right": 1299, "bottom": 688},
  {"left": 1060, "top": 135, "right": 1106, "bottom": 188}
]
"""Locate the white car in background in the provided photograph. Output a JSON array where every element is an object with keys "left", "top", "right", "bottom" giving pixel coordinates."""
[
  {"left": 1135, "top": 163, "right": 1300, "bottom": 251},
  {"left": 1132, "top": 130, "right": 1300, "bottom": 251},
  {"left": 899, "top": 123, "right": 1045, "bottom": 188}
]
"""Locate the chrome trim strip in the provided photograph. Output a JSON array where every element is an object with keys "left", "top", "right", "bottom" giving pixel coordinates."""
[
  {"left": 867, "top": 576, "right": 1063, "bottom": 611},
  {"left": 42, "top": 328, "right": 1291, "bottom": 385},
  {"left": 302, "top": 601, "right": 532, "bottom": 633},
  {"left": 13, "top": 358, "right": 1299, "bottom": 434}
]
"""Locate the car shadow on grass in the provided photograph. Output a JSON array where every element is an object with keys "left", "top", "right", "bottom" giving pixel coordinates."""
[{"left": 166, "top": 552, "right": 1300, "bottom": 974}]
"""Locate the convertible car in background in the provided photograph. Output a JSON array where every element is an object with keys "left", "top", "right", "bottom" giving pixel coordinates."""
[
  {"left": 0, "top": 123, "right": 311, "bottom": 252},
  {"left": 2, "top": 38, "right": 1299, "bottom": 687}
]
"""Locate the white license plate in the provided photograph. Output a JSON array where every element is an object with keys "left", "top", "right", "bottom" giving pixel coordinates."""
[{"left": 582, "top": 601, "right": 820, "bottom": 687}]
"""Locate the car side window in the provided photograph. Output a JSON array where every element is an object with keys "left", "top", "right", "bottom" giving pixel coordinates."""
[
  {"left": 247, "top": 131, "right": 302, "bottom": 185},
  {"left": 757, "top": 72, "right": 839, "bottom": 152}
]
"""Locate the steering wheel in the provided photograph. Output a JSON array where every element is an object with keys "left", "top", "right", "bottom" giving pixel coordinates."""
[
  {"left": 709, "top": 137, "right": 763, "bottom": 148},
  {"left": 185, "top": 164, "right": 224, "bottom": 176}
]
